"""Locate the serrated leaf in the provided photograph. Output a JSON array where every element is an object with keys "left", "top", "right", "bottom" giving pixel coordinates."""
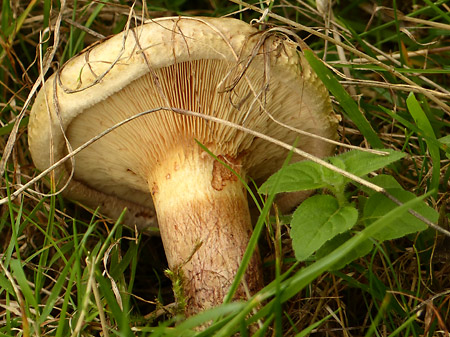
[
  {"left": 332, "top": 149, "right": 405, "bottom": 177},
  {"left": 363, "top": 189, "right": 436, "bottom": 241},
  {"left": 290, "top": 195, "right": 358, "bottom": 261},
  {"left": 362, "top": 174, "right": 403, "bottom": 195},
  {"left": 260, "top": 149, "right": 405, "bottom": 195},
  {"left": 259, "top": 161, "right": 336, "bottom": 194}
]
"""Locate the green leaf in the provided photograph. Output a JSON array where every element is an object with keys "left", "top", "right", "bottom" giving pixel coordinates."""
[
  {"left": 303, "top": 49, "right": 383, "bottom": 149},
  {"left": 259, "top": 161, "right": 335, "bottom": 194},
  {"left": 363, "top": 189, "right": 436, "bottom": 241},
  {"left": 362, "top": 174, "right": 403, "bottom": 195},
  {"left": 290, "top": 195, "right": 358, "bottom": 261},
  {"left": 331, "top": 149, "right": 405, "bottom": 177},
  {"left": 260, "top": 149, "right": 405, "bottom": 195}
]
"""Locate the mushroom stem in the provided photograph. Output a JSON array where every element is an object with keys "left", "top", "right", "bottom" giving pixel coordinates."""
[{"left": 148, "top": 143, "right": 262, "bottom": 316}]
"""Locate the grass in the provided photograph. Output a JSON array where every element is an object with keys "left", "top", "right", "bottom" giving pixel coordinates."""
[{"left": 1, "top": 0, "right": 449, "bottom": 336}]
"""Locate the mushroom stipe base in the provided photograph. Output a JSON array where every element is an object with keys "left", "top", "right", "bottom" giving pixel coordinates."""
[{"left": 148, "top": 144, "right": 263, "bottom": 316}]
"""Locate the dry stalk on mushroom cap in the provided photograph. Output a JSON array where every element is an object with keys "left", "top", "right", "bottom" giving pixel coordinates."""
[{"left": 28, "top": 17, "right": 339, "bottom": 317}]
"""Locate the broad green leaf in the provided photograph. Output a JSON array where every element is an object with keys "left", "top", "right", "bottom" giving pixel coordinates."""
[
  {"left": 259, "top": 161, "right": 336, "bottom": 194},
  {"left": 331, "top": 149, "right": 405, "bottom": 177},
  {"left": 362, "top": 174, "right": 403, "bottom": 195},
  {"left": 290, "top": 195, "right": 358, "bottom": 261},
  {"left": 407, "top": 93, "right": 440, "bottom": 194},
  {"left": 260, "top": 149, "right": 405, "bottom": 195},
  {"left": 363, "top": 189, "right": 436, "bottom": 241},
  {"left": 304, "top": 49, "right": 383, "bottom": 148},
  {"left": 316, "top": 178, "right": 434, "bottom": 269},
  {"left": 316, "top": 232, "right": 373, "bottom": 270}
]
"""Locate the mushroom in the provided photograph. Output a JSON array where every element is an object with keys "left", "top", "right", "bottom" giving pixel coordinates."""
[{"left": 28, "top": 17, "right": 338, "bottom": 316}]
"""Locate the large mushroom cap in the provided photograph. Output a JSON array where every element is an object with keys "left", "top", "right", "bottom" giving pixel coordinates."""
[{"left": 28, "top": 16, "right": 338, "bottom": 231}]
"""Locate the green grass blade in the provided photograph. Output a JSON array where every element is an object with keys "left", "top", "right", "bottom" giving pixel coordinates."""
[
  {"left": 10, "top": 259, "right": 38, "bottom": 311},
  {"left": 296, "top": 311, "right": 334, "bottom": 337},
  {"left": 35, "top": 194, "right": 56, "bottom": 305},
  {"left": 406, "top": 93, "right": 440, "bottom": 195},
  {"left": 222, "top": 191, "right": 273, "bottom": 304},
  {"left": 1, "top": 0, "right": 12, "bottom": 34},
  {"left": 380, "top": 106, "right": 450, "bottom": 157},
  {"left": 423, "top": 0, "right": 450, "bottom": 24},
  {"left": 71, "top": 1, "right": 107, "bottom": 56},
  {"left": 39, "top": 252, "right": 76, "bottom": 325},
  {"left": 303, "top": 49, "right": 383, "bottom": 149},
  {"left": 2, "top": 0, "right": 38, "bottom": 45},
  {"left": 168, "top": 302, "right": 245, "bottom": 336},
  {"left": 95, "top": 270, "right": 133, "bottom": 336},
  {"left": 387, "top": 313, "right": 420, "bottom": 337},
  {"left": 365, "top": 293, "right": 392, "bottom": 336},
  {"left": 214, "top": 296, "right": 266, "bottom": 337},
  {"left": 54, "top": 254, "right": 78, "bottom": 337}
]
